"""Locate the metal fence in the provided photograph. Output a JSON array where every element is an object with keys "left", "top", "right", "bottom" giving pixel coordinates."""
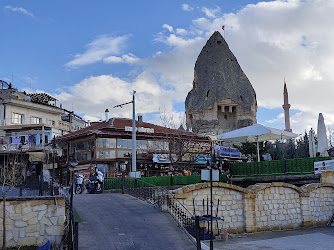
[{"left": 1, "top": 175, "right": 54, "bottom": 197}]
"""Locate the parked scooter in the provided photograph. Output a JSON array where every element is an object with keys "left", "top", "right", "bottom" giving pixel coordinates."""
[
  {"left": 75, "top": 174, "right": 84, "bottom": 194},
  {"left": 85, "top": 169, "right": 104, "bottom": 194}
]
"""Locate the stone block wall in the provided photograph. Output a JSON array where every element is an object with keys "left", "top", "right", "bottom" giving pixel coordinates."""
[
  {"left": 172, "top": 179, "right": 334, "bottom": 234},
  {"left": 248, "top": 183, "right": 302, "bottom": 231},
  {"left": 173, "top": 182, "right": 251, "bottom": 234},
  {"left": 0, "top": 196, "right": 66, "bottom": 248}
]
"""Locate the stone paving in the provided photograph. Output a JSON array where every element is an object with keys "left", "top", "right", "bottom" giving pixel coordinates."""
[
  {"left": 74, "top": 193, "right": 195, "bottom": 250},
  {"left": 202, "top": 226, "right": 334, "bottom": 250}
]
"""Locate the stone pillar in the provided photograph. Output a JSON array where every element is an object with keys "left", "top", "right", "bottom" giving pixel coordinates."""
[
  {"left": 300, "top": 192, "right": 313, "bottom": 227},
  {"left": 243, "top": 193, "right": 256, "bottom": 232},
  {"left": 321, "top": 171, "right": 334, "bottom": 184}
]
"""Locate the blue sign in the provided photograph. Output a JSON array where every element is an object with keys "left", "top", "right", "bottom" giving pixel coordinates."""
[
  {"left": 195, "top": 155, "right": 211, "bottom": 164},
  {"left": 219, "top": 147, "right": 241, "bottom": 158}
]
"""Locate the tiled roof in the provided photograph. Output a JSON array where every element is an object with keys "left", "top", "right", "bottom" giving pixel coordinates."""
[{"left": 56, "top": 117, "right": 209, "bottom": 142}]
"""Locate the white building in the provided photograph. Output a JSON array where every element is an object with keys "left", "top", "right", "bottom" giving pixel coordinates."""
[{"left": 0, "top": 81, "right": 86, "bottom": 153}]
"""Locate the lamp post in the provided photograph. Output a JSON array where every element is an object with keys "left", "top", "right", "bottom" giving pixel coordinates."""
[
  {"left": 120, "top": 163, "right": 127, "bottom": 194},
  {"left": 114, "top": 90, "right": 137, "bottom": 176},
  {"left": 51, "top": 136, "right": 56, "bottom": 196},
  {"left": 68, "top": 152, "right": 78, "bottom": 249}
]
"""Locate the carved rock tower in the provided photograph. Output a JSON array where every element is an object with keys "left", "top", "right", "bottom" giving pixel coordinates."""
[{"left": 185, "top": 31, "right": 257, "bottom": 135}]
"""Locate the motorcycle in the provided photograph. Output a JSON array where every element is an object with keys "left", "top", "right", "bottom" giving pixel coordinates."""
[
  {"left": 85, "top": 170, "right": 104, "bottom": 194},
  {"left": 75, "top": 174, "right": 84, "bottom": 194}
]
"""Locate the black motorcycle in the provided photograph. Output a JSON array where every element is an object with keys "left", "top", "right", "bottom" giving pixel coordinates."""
[{"left": 85, "top": 176, "right": 104, "bottom": 194}]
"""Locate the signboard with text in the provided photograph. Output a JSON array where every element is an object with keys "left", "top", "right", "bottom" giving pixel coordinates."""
[
  {"left": 314, "top": 160, "right": 334, "bottom": 174},
  {"left": 125, "top": 126, "right": 154, "bottom": 133},
  {"left": 153, "top": 154, "right": 178, "bottom": 163}
]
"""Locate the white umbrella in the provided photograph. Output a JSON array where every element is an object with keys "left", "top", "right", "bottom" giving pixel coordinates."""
[
  {"left": 317, "top": 113, "right": 329, "bottom": 157},
  {"left": 309, "top": 128, "right": 316, "bottom": 158},
  {"left": 217, "top": 124, "right": 299, "bottom": 162}
]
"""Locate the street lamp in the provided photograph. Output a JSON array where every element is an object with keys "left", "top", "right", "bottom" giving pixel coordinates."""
[
  {"left": 120, "top": 163, "right": 127, "bottom": 194},
  {"left": 114, "top": 90, "right": 137, "bottom": 177},
  {"left": 51, "top": 136, "right": 56, "bottom": 196},
  {"left": 68, "top": 151, "right": 78, "bottom": 249}
]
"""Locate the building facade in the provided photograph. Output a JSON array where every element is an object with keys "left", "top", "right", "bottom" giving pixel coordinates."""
[
  {"left": 56, "top": 117, "right": 212, "bottom": 182},
  {"left": 0, "top": 81, "right": 86, "bottom": 181}
]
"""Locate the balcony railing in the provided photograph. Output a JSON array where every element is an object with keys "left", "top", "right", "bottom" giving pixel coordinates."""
[
  {"left": 0, "top": 143, "right": 45, "bottom": 152},
  {"left": 0, "top": 118, "right": 76, "bottom": 132}
]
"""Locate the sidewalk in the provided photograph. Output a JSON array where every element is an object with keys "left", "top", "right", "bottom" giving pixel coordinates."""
[{"left": 202, "top": 226, "right": 334, "bottom": 250}]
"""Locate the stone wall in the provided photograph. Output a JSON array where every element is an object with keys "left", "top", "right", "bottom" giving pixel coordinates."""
[
  {"left": 248, "top": 183, "right": 302, "bottom": 231},
  {"left": 0, "top": 196, "right": 66, "bottom": 248},
  {"left": 172, "top": 175, "right": 334, "bottom": 234}
]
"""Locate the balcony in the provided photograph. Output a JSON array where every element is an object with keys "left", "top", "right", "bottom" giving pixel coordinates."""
[
  {"left": 0, "top": 118, "right": 76, "bottom": 132},
  {"left": 0, "top": 143, "right": 45, "bottom": 152}
]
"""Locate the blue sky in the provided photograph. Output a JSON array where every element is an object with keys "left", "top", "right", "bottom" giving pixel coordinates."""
[{"left": 1, "top": 0, "right": 334, "bottom": 135}]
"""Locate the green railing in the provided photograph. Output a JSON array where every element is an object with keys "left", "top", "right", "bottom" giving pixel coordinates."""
[
  {"left": 231, "top": 157, "right": 331, "bottom": 178},
  {"left": 104, "top": 174, "right": 228, "bottom": 190}
]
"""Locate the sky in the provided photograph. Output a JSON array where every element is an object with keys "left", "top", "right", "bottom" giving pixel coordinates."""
[{"left": 1, "top": 0, "right": 334, "bottom": 136}]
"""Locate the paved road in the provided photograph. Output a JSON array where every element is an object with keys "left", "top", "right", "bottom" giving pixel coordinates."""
[
  {"left": 74, "top": 193, "right": 195, "bottom": 250},
  {"left": 202, "top": 226, "right": 334, "bottom": 250}
]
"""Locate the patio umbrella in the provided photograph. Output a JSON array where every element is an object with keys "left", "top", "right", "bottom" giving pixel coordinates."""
[
  {"left": 309, "top": 128, "right": 316, "bottom": 157},
  {"left": 217, "top": 124, "right": 299, "bottom": 162},
  {"left": 317, "top": 113, "right": 329, "bottom": 157}
]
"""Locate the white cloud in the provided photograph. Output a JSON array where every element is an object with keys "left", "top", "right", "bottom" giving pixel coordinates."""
[
  {"left": 4, "top": 5, "right": 35, "bottom": 18},
  {"left": 182, "top": 4, "right": 194, "bottom": 12},
  {"left": 201, "top": 6, "right": 221, "bottom": 18},
  {"left": 56, "top": 0, "right": 334, "bottom": 136},
  {"left": 103, "top": 53, "right": 140, "bottom": 64},
  {"left": 176, "top": 28, "right": 187, "bottom": 35},
  {"left": 102, "top": 56, "right": 123, "bottom": 64},
  {"left": 162, "top": 24, "right": 174, "bottom": 32},
  {"left": 65, "top": 35, "right": 130, "bottom": 68}
]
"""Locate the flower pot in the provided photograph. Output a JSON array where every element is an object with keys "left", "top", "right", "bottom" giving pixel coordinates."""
[{"left": 220, "top": 232, "right": 228, "bottom": 241}]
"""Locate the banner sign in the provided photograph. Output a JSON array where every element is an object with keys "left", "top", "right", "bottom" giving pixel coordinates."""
[
  {"left": 219, "top": 147, "right": 241, "bottom": 158},
  {"left": 125, "top": 126, "right": 154, "bottom": 133},
  {"left": 195, "top": 155, "right": 211, "bottom": 164},
  {"left": 153, "top": 154, "right": 178, "bottom": 163}
]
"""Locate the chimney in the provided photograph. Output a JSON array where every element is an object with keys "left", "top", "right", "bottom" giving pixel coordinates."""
[
  {"left": 105, "top": 109, "right": 109, "bottom": 121},
  {"left": 138, "top": 115, "right": 143, "bottom": 124}
]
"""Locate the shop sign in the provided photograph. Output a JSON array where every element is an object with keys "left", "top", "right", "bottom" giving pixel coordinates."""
[
  {"left": 314, "top": 160, "right": 334, "bottom": 174},
  {"left": 153, "top": 154, "right": 178, "bottom": 163},
  {"left": 195, "top": 155, "right": 211, "bottom": 164},
  {"left": 125, "top": 126, "right": 154, "bottom": 133},
  {"left": 219, "top": 146, "right": 241, "bottom": 158}
]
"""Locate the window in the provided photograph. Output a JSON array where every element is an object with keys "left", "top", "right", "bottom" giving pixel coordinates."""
[
  {"left": 12, "top": 113, "right": 24, "bottom": 124},
  {"left": 117, "top": 138, "right": 132, "bottom": 149},
  {"left": 96, "top": 138, "right": 116, "bottom": 148},
  {"left": 148, "top": 140, "right": 169, "bottom": 151},
  {"left": 31, "top": 117, "right": 42, "bottom": 124},
  {"left": 96, "top": 150, "right": 116, "bottom": 159},
  {"left": 136, "top": 140, "right": 147, "bottom": 150},
  {"left": 71, "top": 140, "right": 94, "bottom": 152},
  {"left": 48, "top": 120, "right": 55, "bottom": 125},
  {"left": 117, "top": 150, "right": 132, "bottom": 158}
]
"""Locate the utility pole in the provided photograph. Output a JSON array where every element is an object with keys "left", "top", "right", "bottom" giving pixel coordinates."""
[{"left": 114, "top": 91, "right": 137, "bottom": 175}]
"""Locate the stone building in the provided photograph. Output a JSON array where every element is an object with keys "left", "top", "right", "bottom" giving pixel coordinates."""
[{"left": 185, "top": 31, "right": 257, "bottom": 135}]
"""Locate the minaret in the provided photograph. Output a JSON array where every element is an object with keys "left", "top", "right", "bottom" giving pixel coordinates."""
[{"left": 282, "top": 80, "right": 292, "bottom": 132}]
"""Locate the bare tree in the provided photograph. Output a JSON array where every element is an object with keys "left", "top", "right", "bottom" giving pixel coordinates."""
[
  {"left": 0, "top": 153, "right": 24, "bottom": 250},
  {"left": 327, "top": 125, "right": 334, "bottom": 148},
  {"left": 158, "top": 109, "right": 211, "bottom": 175}
]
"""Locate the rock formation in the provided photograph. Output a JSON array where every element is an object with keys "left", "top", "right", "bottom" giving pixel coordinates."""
[{"left": 185, "top": 31, "right": 257, "bottom": 135}]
